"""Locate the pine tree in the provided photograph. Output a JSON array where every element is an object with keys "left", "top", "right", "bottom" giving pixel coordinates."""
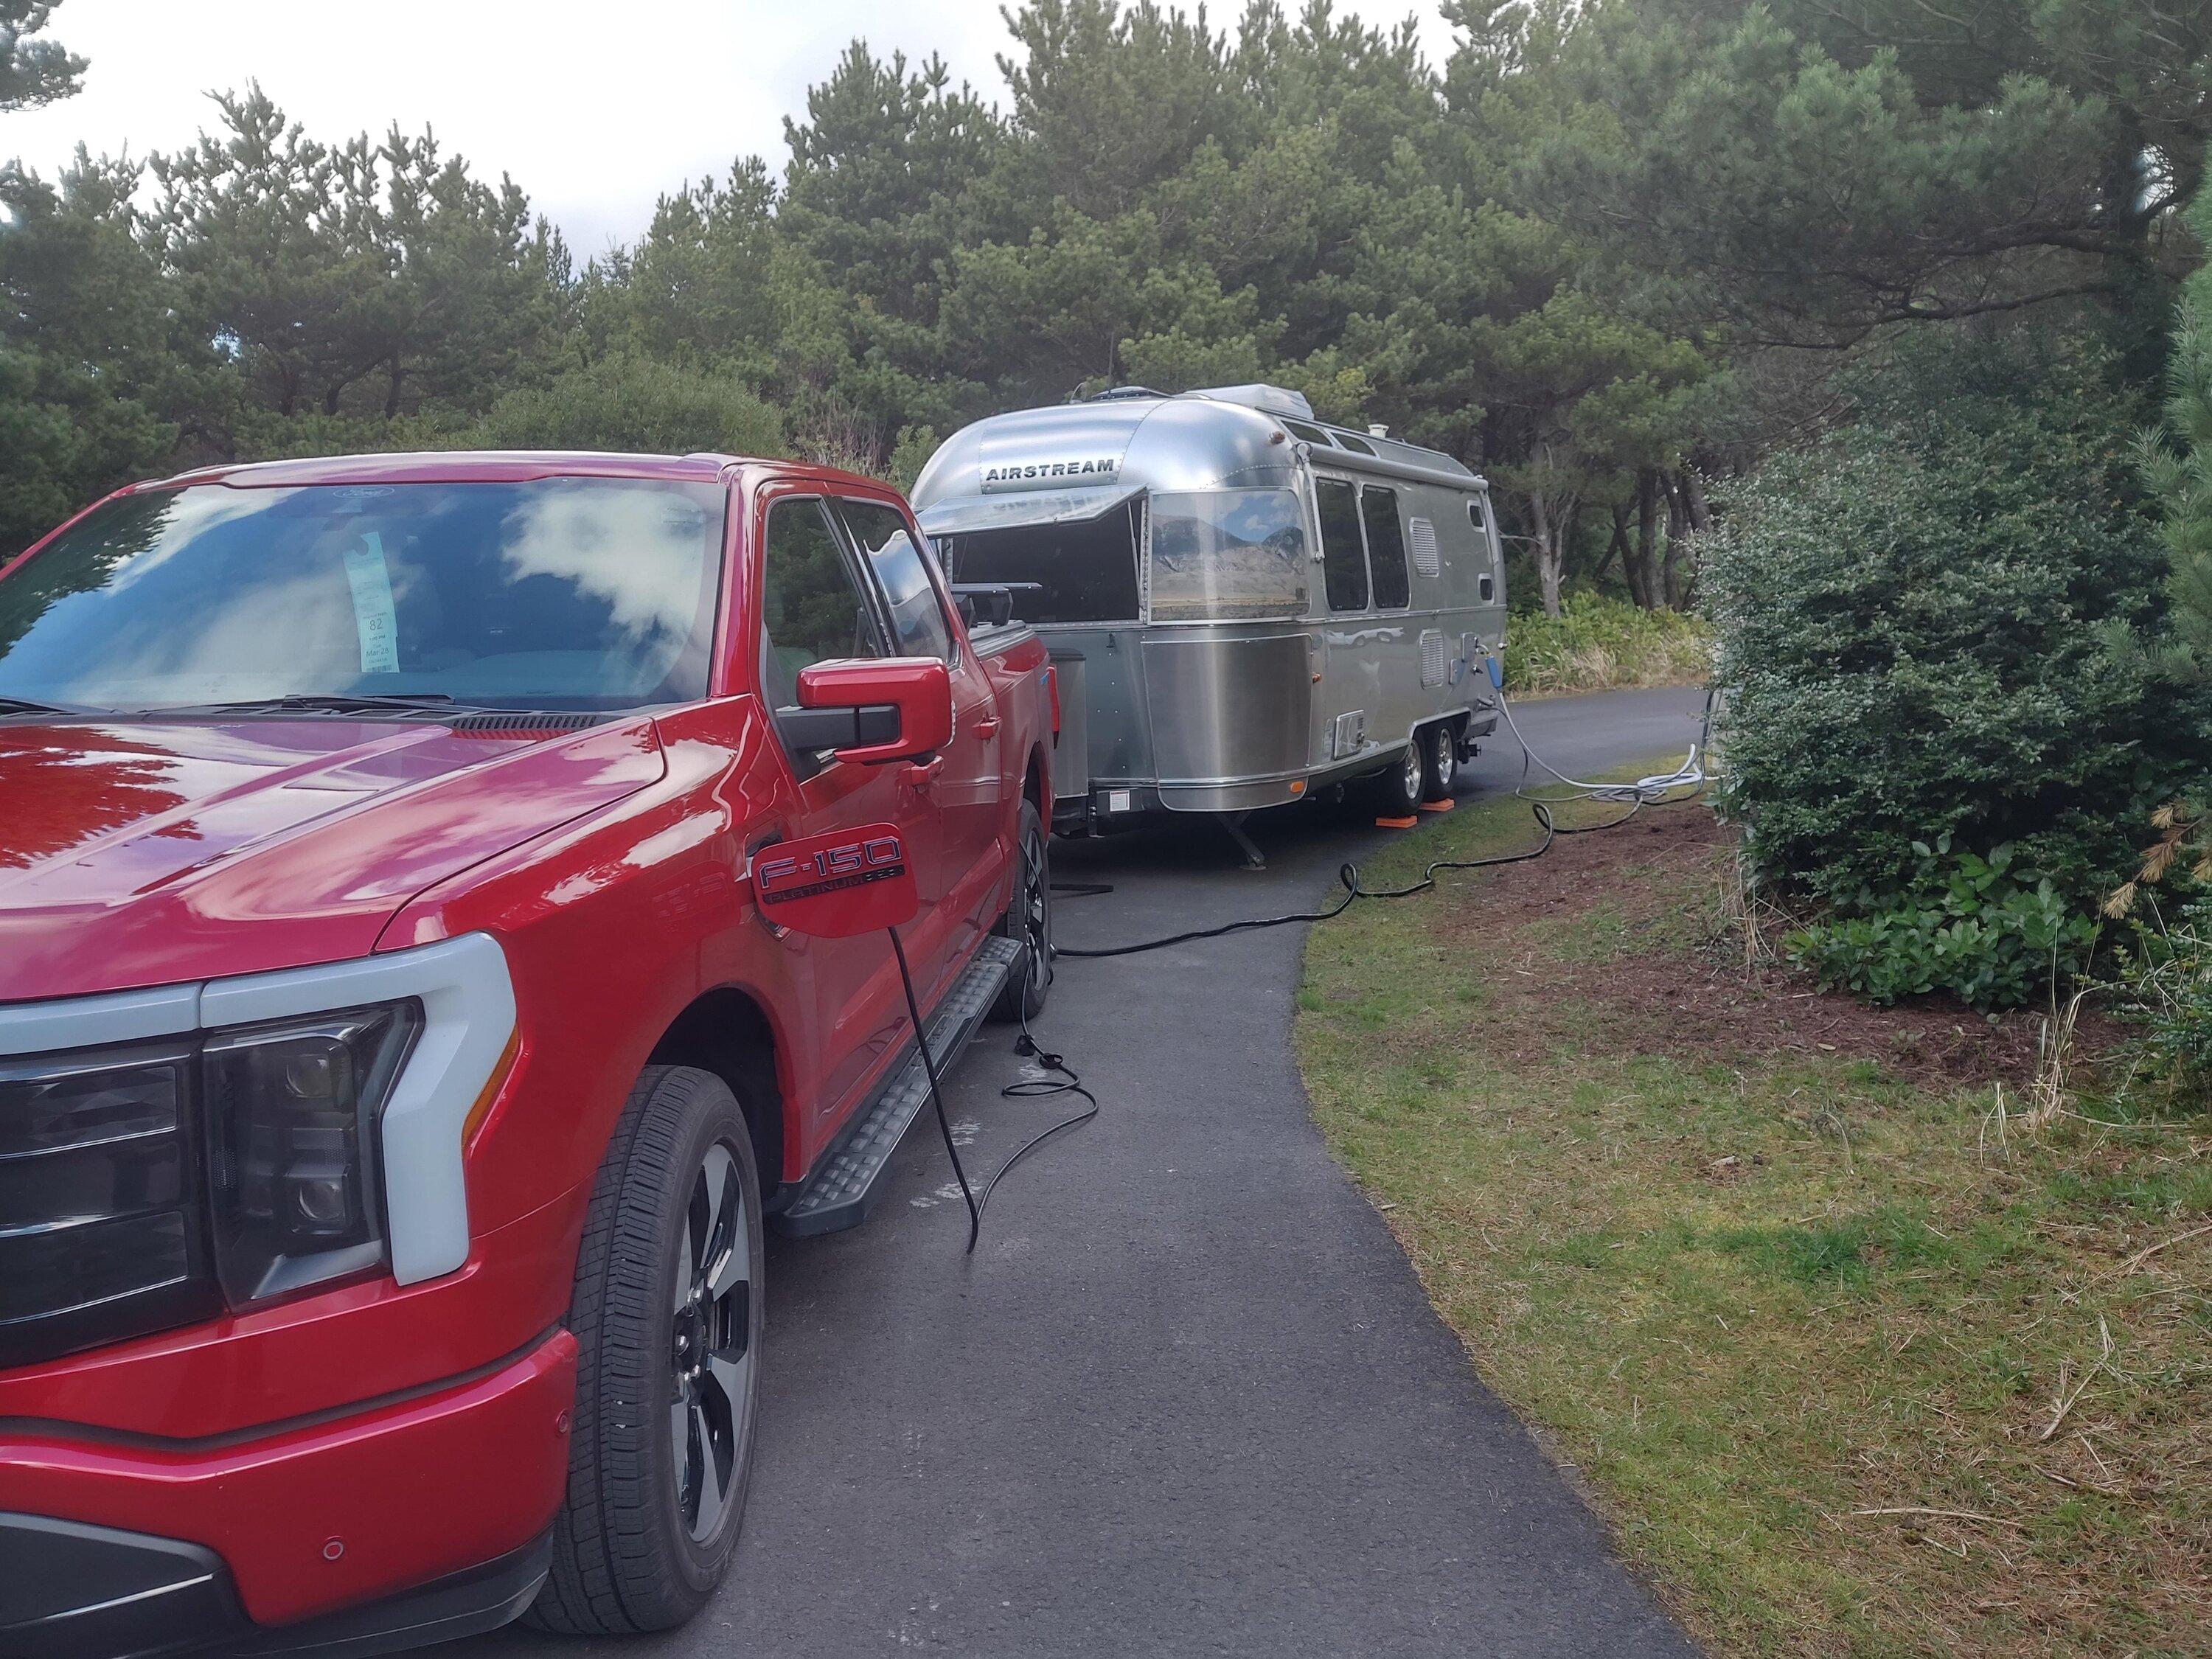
[
  {"left": 2143, "top": 151, "right": 2212, "bottom": 673},
  {"left": 0, "top": 0, "right": 82, "bottom": 113}
]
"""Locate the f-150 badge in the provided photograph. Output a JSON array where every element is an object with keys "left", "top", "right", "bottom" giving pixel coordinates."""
[{"left": 751, "top": 822, "right": 918, "bottom": 938}]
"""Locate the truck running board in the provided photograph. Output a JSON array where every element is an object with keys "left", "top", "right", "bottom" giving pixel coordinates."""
[{"left": 772, "top": 934, "right": 1022, "bottom": 1238}]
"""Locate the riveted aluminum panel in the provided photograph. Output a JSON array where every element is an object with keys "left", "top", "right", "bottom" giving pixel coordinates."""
[{"left": 1141, "top": 631, "right": 1312, "bottom": 785}]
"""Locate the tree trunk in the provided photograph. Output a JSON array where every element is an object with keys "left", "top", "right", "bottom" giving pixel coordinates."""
[
  {"left": 383, "top": 355, "right": 405, "bottom": 420},
  {"left": 1627, "top": 470, "right": 1660, "bottom": 609},
  {"left": 1660, "top": 473, "right": 1688, "bottom": 609},
  {"left": 1528, "top": 492, "right": 1564, "bottom": 618},
  {"left": 1596, "top": 505, "right": 1627, "bottom": 588},
  {"left": 1680, "top": 467, "right": 1712, "bottom": 534}
]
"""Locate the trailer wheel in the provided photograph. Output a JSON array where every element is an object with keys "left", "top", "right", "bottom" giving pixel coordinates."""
[
  {"left": 990, "top": 799, "right": 1054, "bottom": 1023},
  {"left": 529, "top": 1066, "right": 763, "bottom": 1636},
  {"left": 1374, "top": 737, "right": 1426, "bottom": 817},
  {"left": 1421, "top": 721, "right": 1458, "bottom": 802}
]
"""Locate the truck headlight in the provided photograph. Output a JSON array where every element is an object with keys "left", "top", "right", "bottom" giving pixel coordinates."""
[{"left": 204, "top": 1002, "right": 422, "bottom": 1303}]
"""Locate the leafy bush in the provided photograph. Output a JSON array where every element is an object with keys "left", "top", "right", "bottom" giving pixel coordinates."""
[
  {"left": 466, "top": 355, "right": 784, "bottom": 456},
  {"left": 1704, "top": 335, "right": 2199, "bottom": 935},
  {"left": 2107, "top": 896, "right": 2212, "bottom": 1099},
  {"left": 1784, "top": 838, "right": 2098, "bottom": 1009},
  {"left": 1503, "top": 594, "right": 1711, "bottom": 695}
]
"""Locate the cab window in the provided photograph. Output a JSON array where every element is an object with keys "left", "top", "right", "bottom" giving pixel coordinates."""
[
  {"left": 759, "top": 497, "right": 886, "bottom": 765},
  {"left": 1315, "top": 479, "right": 1368, "bottom": 613},
  {"left": 1361, "top": 486, "right": 1410, "bottom": 609},
  {"left": 838, "top": 498, "right": 954, "bottom": 662}
]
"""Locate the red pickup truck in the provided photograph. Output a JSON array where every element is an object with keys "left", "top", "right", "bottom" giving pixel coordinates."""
[{"left": 0, "top": 451, "right": 1057, "bottom": 1655}]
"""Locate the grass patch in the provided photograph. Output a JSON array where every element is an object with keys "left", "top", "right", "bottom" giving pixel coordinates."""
[
  {"left": 1295, "top": 772, "right": 2212, "bottom": 1658},
  {"left": 1504, "top": 594, "right": 1712, "bottom": 695}
]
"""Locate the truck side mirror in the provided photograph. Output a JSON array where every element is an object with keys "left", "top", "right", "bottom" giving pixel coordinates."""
[{"left": 791, "top": 658, "right": 953, "bottom": 765}]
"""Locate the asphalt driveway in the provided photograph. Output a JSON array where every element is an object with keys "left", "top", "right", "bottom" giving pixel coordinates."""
[{"left": 462, "top": 686, "right": 1709, "bottom": 1658}]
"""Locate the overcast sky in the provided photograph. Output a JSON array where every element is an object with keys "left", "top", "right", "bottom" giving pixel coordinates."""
[{"left": 3, "top": 1, "right": 1460, "bottom": 256}]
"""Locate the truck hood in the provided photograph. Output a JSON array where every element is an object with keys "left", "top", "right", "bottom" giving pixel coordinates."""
[{"left": 0, "top": 717, "right": 667, "bottom": 1003}]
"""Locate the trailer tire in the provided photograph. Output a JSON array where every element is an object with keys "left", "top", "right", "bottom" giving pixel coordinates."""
[
  {"left": 990, "top": 799, "right": 1054, "bottom": 1023},
  {"left": 1421, "top": 720, "right": 1458, "bottom": 802},
  {"left": 1374, "top": 736, "right": 1427, "bottom": 817},
  {"left": 528, "top": 1065, "right": 763, "bottom": 1637}
]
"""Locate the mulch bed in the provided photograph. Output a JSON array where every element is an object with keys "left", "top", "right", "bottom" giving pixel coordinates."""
[{"left": 1450, "top": 804, "right": 2121, "bottom": 1091}]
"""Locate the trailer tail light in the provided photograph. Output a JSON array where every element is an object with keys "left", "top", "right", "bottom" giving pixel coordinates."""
[
  {"left": 203, "top": 1001, "right": 422, "bottom": 1305},
  {"left": 1046, "top": 665, "right": 1061, "bottom": 737}
]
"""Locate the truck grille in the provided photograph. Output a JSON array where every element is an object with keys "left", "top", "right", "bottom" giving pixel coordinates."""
[{"left": 0, "top": 1039, "right": 222, "bottom": 1370}]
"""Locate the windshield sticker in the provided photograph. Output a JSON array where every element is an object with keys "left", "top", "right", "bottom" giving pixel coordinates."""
[{"left": 341, "top": 533, "right": 402, "bottom": 675}]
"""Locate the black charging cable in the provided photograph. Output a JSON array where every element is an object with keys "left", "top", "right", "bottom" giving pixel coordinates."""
[
  {"left": 888, "top": 925, "right": 981, "bottom": 1251},
  {"left": 978, "top": 1011, "right": 1099, "bottom": 1220},
  {"left": 1054, "top": 799, "right": 1617, "bottom": 959},
  {"left": 889, "top": 922, "right": 1101, "bottom": 1252}
]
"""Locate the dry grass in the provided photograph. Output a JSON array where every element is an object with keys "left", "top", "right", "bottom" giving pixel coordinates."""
[{"left": 1295, "top": 777, "right": 2212, "bottom": 1658}]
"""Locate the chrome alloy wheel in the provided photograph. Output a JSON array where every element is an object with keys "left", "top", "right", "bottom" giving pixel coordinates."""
[
  {"left": 669, "top": 1141, "right": 751, "bottom": 1542},
  {"left": 1399, "top": 740, "right": 1425, "bottom": 803},
  {"left": 1017, "top": 817, "right": 1052, "bottom": 995}
]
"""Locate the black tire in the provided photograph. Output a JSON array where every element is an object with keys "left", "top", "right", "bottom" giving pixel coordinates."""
[
  {"left": 990, "top": 799, "right": 1053, "bottom": 1023},
  {"left": 1421, "top": 720, "right": 1458, "bottom": 803},
  {"left": 528, "top": 1065, "right": 764, "bottom": 1636},
  {"left": 1373, "top": 737, "right": 1426, "bottom": 817}
]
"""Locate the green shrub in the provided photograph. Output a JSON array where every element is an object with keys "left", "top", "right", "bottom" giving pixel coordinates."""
[
  {"left": 1503, "top": 593, "right": 1711, "bottom": 695},
  {"left": 467, "top": 354, "right": 783, "bottom": 456},
  {"left": 1784, "top": 838, "right": 2098, "bottom": 1009},
  {"left": 2107, "top": 896, "right": 2212, "bottom": 1099},
  {"left": 1704, "top": 335, "right": 2197, "bottom": 946}
]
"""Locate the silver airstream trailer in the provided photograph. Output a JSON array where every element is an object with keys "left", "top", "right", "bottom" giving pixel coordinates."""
[{"left": 910, "top": 384, "right": 1507, "bottom": 863}]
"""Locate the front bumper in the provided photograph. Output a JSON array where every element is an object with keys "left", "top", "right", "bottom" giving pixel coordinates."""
[
  {"left": 0, "top": 1514, "right": 550, "bottom": 1659},
  {"left": 0, "top": 1331, "right": 575, "bottom": 1649}
]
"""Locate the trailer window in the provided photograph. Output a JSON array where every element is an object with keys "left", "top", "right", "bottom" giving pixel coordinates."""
[
  {"left": 1315, "top": 479, "right": 1368, "bottom": 612},
  {"left": 1147, "top": 490, "right": 1308, "bottom": 622},
  {"left": 1362, "top": 487, "right": 1411, "bottom": 609},
  {"left": 939, "top": 501, "right": 1141, "bottom": 625}
]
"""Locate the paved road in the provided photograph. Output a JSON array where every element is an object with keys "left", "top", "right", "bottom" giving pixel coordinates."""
[{"left": 464, "top": 686, "right": 1710, "bottom": 1659}]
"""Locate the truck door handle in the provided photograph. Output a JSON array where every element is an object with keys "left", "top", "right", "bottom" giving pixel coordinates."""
[
  {"left": 973, "top": 717, "right": 1001, "bottom": 739},
  {"left": 904, "top": 756, "right": 946, "bottom": 793}
]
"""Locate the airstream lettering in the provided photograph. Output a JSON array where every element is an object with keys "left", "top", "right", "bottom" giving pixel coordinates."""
[
  {"left": 911, "top": 384, "right": 1508, "bottom": 860},
  {"left": 982, "top": 457, "right": 1120, "bottom": 486}
]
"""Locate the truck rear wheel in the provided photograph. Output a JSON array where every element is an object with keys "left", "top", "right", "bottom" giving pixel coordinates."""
[
  {"left": 529, "top": 1065, "right": 763, "bottom": 1636},
  {"left": 990, "top": 799, "right": 1053, "bottom": 1023}
]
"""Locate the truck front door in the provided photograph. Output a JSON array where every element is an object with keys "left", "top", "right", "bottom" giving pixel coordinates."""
[
  {"left": 835, "top": 495, "right": 1006, "bottom": 974},
  {"left": 754, "top": 489, "right": 933, "bottom": 1144}
]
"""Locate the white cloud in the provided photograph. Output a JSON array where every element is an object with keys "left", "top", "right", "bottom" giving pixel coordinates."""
[{"left": 2, "top": 0, "right": 1458, "bottom": 253}]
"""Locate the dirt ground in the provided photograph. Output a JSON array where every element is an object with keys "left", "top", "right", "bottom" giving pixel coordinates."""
[{"left": 1458, "top": 804, "right": 2120, "bottom": 1090}]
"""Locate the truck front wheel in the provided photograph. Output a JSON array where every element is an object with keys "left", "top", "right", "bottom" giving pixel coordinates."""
[{"left": 529, "top": 1065, "right": 764, "bottom": 1635}]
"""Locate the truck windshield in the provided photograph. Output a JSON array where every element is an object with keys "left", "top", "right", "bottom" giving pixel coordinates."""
[
  {"left": 1147, "top": 489, "right": 1308, "bottom": 622},
  {"left": 937, "top": 501, "right": 1141, "bottom": 625},
  {"left": 0, "top": 479, "right": 726, "bottom": 714}
]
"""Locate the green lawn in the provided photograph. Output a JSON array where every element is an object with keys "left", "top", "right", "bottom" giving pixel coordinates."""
[{"left": 1295, "top": 775, "right": 2212, "bottom": 1658}]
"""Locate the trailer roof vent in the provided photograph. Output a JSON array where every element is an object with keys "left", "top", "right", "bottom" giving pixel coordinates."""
[
  {"left": 1408, "top": 516, "right": 1441, "bottom": 577},
  {"left": 1189, "top": 383, "right": 1315, "bottom": 420}
]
